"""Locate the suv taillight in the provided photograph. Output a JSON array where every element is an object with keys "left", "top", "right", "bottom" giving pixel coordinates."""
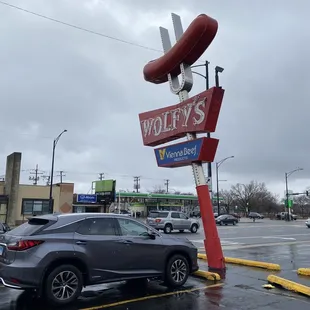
[
  {"left": 155, "top": 219, "right": 161, "bottom": 223},
  {"left": 7, "top": 240, "right": 44, "bottom": 251}
]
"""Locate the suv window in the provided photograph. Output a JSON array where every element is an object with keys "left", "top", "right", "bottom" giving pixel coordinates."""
[
  {"left": 6, "top": 218, "right": 51, "bottom": 236},
  {"left": 117, "top": 218, "right": 148, "bottom": 236},
  {"left": 77, "top": 218, "right": 117, "bottom": 235},
  {"left": 149, "top": 212, "right": 168, "bottom": 218},
  {"left": 179, "top": 213, "right": 188, "bottom": 219},
  {"left": 171, "top": 212, "right": 180, "bottom": 219}
]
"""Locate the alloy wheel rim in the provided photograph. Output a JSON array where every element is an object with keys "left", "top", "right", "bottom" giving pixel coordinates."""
[
  {"left": 51, "top": 271, "right": 79, "bottom": 300},
  {"left": 171, "top": 259, "right": 187, "bottom": 283}
]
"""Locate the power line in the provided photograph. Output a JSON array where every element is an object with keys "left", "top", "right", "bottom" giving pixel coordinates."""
[{"left": 0, "top": 1, "right": 161, "bottom": 53}]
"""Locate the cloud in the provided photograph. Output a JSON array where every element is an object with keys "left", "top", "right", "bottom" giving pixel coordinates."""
[{"left": 1, "top": 0, "right": 310, "bottom": 199}]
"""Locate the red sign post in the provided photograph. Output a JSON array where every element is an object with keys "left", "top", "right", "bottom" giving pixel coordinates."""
[{"left": 139, "top": 13, "right": 225, "bottom": 273}]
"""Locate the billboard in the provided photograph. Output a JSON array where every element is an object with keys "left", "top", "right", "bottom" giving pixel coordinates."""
[
  {"left": 93, "top": 180, "right": 116, "bottom": 204},
  {"left": 94, "top": 180, "right": 115, "bottom": 193}
]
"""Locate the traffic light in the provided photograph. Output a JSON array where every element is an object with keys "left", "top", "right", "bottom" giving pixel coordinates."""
[{"left": 306, "top": 191, "right": 309, "bottom": 196}]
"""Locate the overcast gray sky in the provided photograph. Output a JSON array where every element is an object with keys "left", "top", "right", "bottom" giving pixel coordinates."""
[{"left": 1, "top": 0, "right": 309, "bottom": 198}]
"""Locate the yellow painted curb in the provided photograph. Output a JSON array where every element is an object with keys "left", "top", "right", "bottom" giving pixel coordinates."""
[
  {"left": 267, "top": 275, "right": 310, "bottom": 297},
  {"left": 197, "top": 254, "right": 280, "bottom": 271},
  {"left": 298, "top": 268, "right": 310, "bottom": 276},
  {"left": 193, "top": 270, "right": 221, "bottom": 281}
]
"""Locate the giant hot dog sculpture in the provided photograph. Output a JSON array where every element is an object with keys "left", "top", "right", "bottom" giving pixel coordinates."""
[{"left": 143, "top": 14, "right": 218, "bottom": 84}]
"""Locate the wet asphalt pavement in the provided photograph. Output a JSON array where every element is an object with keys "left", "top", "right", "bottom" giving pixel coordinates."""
[{"left": 1, "top": 219, "right": 310, "bottom": 309}]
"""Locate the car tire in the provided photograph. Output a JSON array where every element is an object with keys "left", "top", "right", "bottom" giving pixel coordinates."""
[
  {"left": 164, "top": 224, "right": 173, "bottom": 234},
  {"left": 45, "top": 264, "right": 83, "bottom": 306},
  {"left": 190, "top": 224, "right": 198, "bottom": 233},
  {"left": 233, "top": 221, "right": 236, "bottom": 225},
  {"left": 165, "top": 254, "right": 189, "bottom": 288},
  {"left": 219, "top": 221, "right": 223, "bottom": 226}
]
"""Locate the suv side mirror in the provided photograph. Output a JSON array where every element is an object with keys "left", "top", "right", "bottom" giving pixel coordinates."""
[{"left": 148, "top": 230, "right": 157, "bottom": 240}]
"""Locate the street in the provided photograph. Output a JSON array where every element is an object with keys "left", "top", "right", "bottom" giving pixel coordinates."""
[
  {"left": 188, "top": 218, "right": 310, "bottom": 251},
  {"left": 1, "top": 218, "right": 310, "bottom": 309}
]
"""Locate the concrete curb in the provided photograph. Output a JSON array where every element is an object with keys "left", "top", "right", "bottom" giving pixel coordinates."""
[
  {"left": 297, "top": 268, "right": 310, "bottom": 276},
  {"left": 198, "top": 253, "right": 281, "bottom": 271},
  {"left": 267, "top": 275, "right": 310, "bottom": 297},
  {"left": 193, "top": 270, "right": 221, "bottom": 281}
]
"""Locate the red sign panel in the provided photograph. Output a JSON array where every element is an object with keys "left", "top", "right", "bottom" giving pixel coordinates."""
[{"left": 139, "top": 87, "right": 224, "bottom": 147}]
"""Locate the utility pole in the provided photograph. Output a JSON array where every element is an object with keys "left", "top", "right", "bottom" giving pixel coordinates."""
[
  {"left": 57, "top": 170, "right": 66, "bottom": 183},
  {"left": 42, "top": 175, "right": 51, "bottom": 186},
  {"left": 99, "top": 173, "right": 104, "bottom": 181},
  {"left": 29, "top": 164, "right": 43, "bottom": 185},
  {"left": 164, "top": 179, "right": 170, "bottom": 193},
  {"left": 133, "top": 176, "right": 140, "bottom": 193}
]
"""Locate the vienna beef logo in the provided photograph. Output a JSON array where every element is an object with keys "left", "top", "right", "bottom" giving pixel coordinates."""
[
  {"left": 139, "top": 87, "right": 224, "bottom": 147},
  {"left": 159, "top": 148, "right": 166, "bottom": 160}
]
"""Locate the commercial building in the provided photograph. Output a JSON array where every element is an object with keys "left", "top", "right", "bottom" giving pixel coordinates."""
[{"left": 0, "top": 152, "right": 74, "bottom": 226}]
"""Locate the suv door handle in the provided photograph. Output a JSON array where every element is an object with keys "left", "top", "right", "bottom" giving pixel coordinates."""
[
  {"left": 76, "top": 241, "right": 87, "bottom": 245},
  {"left": 118, "top": 239, "right": 133, "bottom": 244}
]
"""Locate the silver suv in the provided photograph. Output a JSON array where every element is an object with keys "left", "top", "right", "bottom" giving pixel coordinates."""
[
  {"left": 0, "top": 213, "right": 198, "bottom": 306},
  {"left": 146, "top": 211, "right": 200, "bottom": 234}
]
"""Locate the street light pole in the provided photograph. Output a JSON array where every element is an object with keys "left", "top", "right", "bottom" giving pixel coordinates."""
[
  {"left": 216, "top": 156, "right": 234, "bottom": 215},
  {"left": 284, "top": 167, "right": 303, "bottom": 221},
  {"left": 49, "top": 129, "right": 67, "bottom": 212}
]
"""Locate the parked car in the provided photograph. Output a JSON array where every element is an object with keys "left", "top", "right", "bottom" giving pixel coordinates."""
[
  {"left": 0, "top": 213, "right": 198, "bottom": 306},
  {"left": 306, "top": 218, "right": 310, "bottom": 228},
  {"left": 147, "top": 211, "right": 200, "bottom": 233},
  {"left": 114, "top": 209, "right": 131, "bottom": 216},
  {"left": 215, "top": 214, "right": 238, "bottom": 226},
  {"left": 276, "top": 212, "right": 297, "bottom": 221},
  {"left": 248, "top": 212, "right": 264, "bottom": 219}
]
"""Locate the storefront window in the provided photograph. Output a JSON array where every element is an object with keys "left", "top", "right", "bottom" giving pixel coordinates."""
[{"left": 21, "top": 199, "right": 52, "bottom": 215}]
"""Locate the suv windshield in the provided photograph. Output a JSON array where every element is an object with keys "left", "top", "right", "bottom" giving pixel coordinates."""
[
  {"left": 6, "top": 218, "right": 51, "bottom": 236},
  {"left": 148, "top": 212, "right": 169, "bottom": 218}
]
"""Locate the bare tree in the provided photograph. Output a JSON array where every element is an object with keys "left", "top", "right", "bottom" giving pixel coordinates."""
[
  {"left": 151, "top": 185, "right": 167, "bottom": 194},
  {"left": 230, "top": 181, "right": 278, "bottom": 214},
  {"left": 220, "top": 189, "right": 235, "bottom": 213},
  {"left": 293, "top": 195, "right": 309, "bottom": 217}
]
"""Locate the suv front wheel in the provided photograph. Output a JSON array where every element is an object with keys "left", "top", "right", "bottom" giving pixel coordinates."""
[
  {"left": 45, "top": 264, "right": 83, "bottom": 306},
  {"left": 165, "top": 254, "right": 189, "bottom": 288},
  {"left": 190, "top": 224, "right": 198, "bottom": 233}
]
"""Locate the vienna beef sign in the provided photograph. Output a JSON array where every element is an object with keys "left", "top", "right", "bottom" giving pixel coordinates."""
[{"left": 139, "top": 87, "right": 224, "bottom": 147}]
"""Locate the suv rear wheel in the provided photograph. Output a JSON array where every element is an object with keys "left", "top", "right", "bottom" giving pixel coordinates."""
[
  {"left": 165, "top": 254, "right": 189, "bottom": 288},
  {"left": 164, "top": 224, "right": 172, "bottom": 234},
  {"left": 45, "top": 264, "right": 83, "bottom": 306}
]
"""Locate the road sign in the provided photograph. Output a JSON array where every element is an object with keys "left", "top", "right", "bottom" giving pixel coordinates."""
[
  {"left": 287, "top": 199, "right": 293, "bottom": 208},
  {"left": 154, "top": 137, "right": 218, "bottom": 168}
]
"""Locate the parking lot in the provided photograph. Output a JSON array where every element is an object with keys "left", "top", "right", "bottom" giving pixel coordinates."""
[{"left": 1, "top": 218, "right": 310, "bottom": 309}]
